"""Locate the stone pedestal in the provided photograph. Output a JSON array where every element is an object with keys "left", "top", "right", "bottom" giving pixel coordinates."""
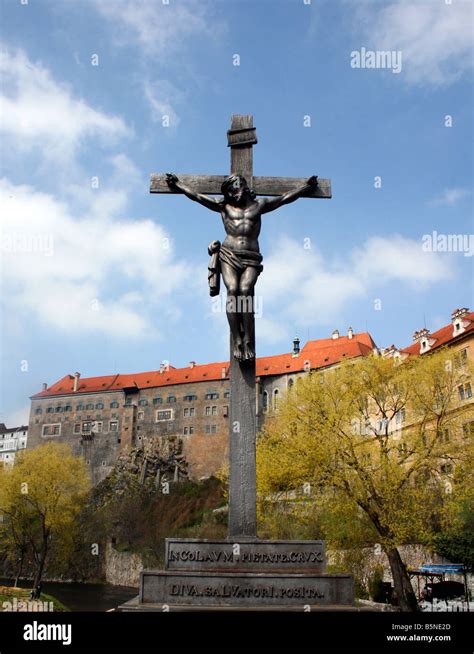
[{"left": 120, "top": 538, "right": 355, "bottom": 611}]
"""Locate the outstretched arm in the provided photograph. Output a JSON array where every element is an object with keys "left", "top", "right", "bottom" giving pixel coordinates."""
[
  {"left": 260, "top": 176, "right": 319, "bottom": 214},
  {"left": 166, "top": 173, "right": 221, "bottom": 212}
]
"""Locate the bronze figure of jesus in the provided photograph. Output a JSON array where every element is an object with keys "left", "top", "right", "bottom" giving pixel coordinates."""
[{"left": 166, "top": 172, "right": 319, "bottom": 361}]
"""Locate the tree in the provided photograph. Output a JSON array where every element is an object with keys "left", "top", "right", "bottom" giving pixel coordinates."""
[
  {"left": 0, "top": 443, "right": 90, "bottom": 587},
  {"left": 257, "top": 351, "right": 473, "bottom": 612}
]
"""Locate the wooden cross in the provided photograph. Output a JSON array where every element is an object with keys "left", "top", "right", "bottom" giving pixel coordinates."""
[{"left": 150, "top": 115, "right": 331, "bottom": 538}]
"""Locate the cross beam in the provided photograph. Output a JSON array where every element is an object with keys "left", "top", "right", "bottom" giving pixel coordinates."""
[{"left": 151, "top": 174, "right": 331, "bottom": 198}]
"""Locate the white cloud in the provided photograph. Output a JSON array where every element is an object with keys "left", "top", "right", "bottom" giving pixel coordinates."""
[
  {"left": 430, "top": 187, "right": 471, "bottom": 207},
  {"left": 0, "top": 45, "right": 129, "bottom": 163},
  {"left": 257, "top": 234, "right": 453, "bottom": 341},
  {"left": 0, "top": 173, "right": 189, "bottom": 339},
  {"left": 144, "top": 80, "right": 181, "bottom": 127},
  {"left": 354, "top": 0, "right": 473, "bottom": 86},
  {"left": 91, "top": 0, "right": 224, "bottom": 55}
]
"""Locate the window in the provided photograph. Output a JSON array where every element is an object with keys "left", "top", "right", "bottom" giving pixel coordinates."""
[
  {"left": 205, "top": 424, "right": 217, "bottom": 434},
  {"left": 74, "top": 423, "right": 81, "bottom": 434},
  {"left": 124, "top": 398, "right": 132, "bottom": 406},
  {"left": 205, "top": 405, "right": 217, "bottom": 416},
  {"left": 288, "top": 378, "right": 294, "bottom": 390},
  {"left": 263, "top": 391, "right": 268, "bottom": 412},
  {"left": 156, "top": 410, "right": 173, "bottom": 422},
  {"left": 96, "top": 402, "right": 104, "bottom": 409},
  {"left": 223, "top": 405, "right": 229, "bottom": 417},
  {"left": 167, "top": 395, "right": 176, "bottom": 403},
  {"left": 153, "top": 397, "right": 162, "bottom": 405},
  {"left": 458, "top": 383, "right": 472, "bottom": 401},
  {"left": 64, "top": 405, "right": 72, "bottom": 412},
  {"left": 273, "top": 389, "right": 279, "bottom": 410},
  {"left": 94, "top": 421, "right": 103, "bottom": 433},
  {"left": 376, "top": 418, "right": 388, "bottom": 435},
  {"left": 184, "top": 407, "right": 195, "bottom": 417},
  {"left": 55, "top": 406, "right": 63, "bottom": 413},
  {"left": 101, "top": 461, "right": 106, "bottom": 467},
  {"left": 439, "top": 428, "right": 450, "bottom": 443},
  {"left": 139, "top": 399, "right": 148, "bottom": 406},
  {"left": 86, "top": 403, "right": 94, "bottom": 410},
  {"left": 35, "top": 407, "right": 42, "bottom": 415},
  {"left": 183, "top": 394, "right": 197, "bottom": 401},
  {"left": 82, "top": 421, "right": 93, "bottom": 433},
  {"left": 77, "top": 404, "right": 84, "bottom": 411},
  {"left": 42, "top": 424, "right": 61, "bottom": 436},
  {"left": 138, "top": 411, "right": 144, "bottom": 421},
  {"left": 205, "top": 392, "right": 219, "bottom": 400},
  {"left": 224, "top": 390, "right": 230, "bottom": 399},
  {"left": 110, "top": 401, "right": 119, "bottom": 408},
  {"left": 462, "top": 421, "right": 474, "bottom": 438},
  {"left": 395, "top": 409, "right": 406, "bottom": 425},
  {"left": 109, "top": 420, "right": 119, "bottom": 431},
  {"left": 183, "top": 426, "right": 195, "bottom": 435},
  {"left": 454, "top": 348, "right": 468, "bottom": 369}
]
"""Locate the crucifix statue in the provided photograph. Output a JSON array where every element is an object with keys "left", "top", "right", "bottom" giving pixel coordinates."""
[
  {"left": 165, "top": 171, "right": 318, "bottom": 361},
  {"left": 151, "top": 115, "right": 331, "bottom": 537}
]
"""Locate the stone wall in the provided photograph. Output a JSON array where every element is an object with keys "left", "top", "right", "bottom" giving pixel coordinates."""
[
  {"left": 104, "top": 542, "right": 142, "bottom": 588},
  {"left": 329, "top": 544, "right": 473, "bottom": 593}
]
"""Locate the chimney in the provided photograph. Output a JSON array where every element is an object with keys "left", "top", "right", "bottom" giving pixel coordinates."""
[
  {"left": 332, "top": 329, "right": 339, "bottom": 340},
  {"left": 42, "top": 382, "right": 47, "bottom": 391},
  {"left": 221, "top": 366, "right": 227, "bottom": 379},
  {"left": 73, "top": 372, "right": 80, "bottom": 392},
  {"left": 451, "top": 307, "right": 469, "bottom": 336},
  {"left": 189, "top": 361, "right": 196, "bottom": 369},
  {"left": 292, "top": 336, "right": 300, "bottom": 357},
  {"left": 347, "top": 327, "right": 353, "bottom": 340}
]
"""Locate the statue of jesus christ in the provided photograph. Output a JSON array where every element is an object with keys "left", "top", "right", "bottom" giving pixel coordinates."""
[{"left": 166, "top": 172, "right": 318, "bottom": 361}]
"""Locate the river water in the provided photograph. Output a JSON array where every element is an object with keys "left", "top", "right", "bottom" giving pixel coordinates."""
[{"left": 0, "top": 578, "right": 137, "bottom": 612}]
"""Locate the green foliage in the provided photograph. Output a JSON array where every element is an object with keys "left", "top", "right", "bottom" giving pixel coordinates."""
[
  {"left": 434, "top": 532, "right": 474, "bottom": 572},
  {"left": 80, "top": 475, "right": 227, "bottom": 569},
  {"left": 257, "top": 350, "right": 474, "bottom": 611},
  {"left": 368, "top": 566, "right": 387, "bottom": 603},
  {"left": 0, "top": 444, "right": 90, "bottom": 585}
]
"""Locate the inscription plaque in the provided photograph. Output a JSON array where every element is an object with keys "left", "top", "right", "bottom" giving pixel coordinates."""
[
  {"left": 166, "top": 538, "right": 326, "bottom": 572},
  {"left": 140, "top": 570, "right": 354, "bottom": 607}
]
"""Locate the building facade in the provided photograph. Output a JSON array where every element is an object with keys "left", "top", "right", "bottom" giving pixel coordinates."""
[
  {"left": 0, "top": 424, "right": 28, "bottom": 465},
  {"left": 27, "top": 330, "right": 376, "bottom": 483},
  {"left": 26, "top": 309, "right": 473, "bottom": 485}
]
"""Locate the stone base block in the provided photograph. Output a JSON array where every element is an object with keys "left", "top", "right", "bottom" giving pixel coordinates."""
[
  {"left": 165, "top": 538, "right": 326, "bottom": 573},
  {"left": 140, "top": 570, "right": 354, "bottom": 608}
]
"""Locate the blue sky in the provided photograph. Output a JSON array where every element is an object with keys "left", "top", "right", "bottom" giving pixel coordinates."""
[{"left": 1, "top": 0, "right": 473, "bottom": 425}]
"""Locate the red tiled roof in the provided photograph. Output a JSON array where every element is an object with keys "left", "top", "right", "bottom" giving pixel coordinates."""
[
  {"left": 31, "top": 333, "right": 375, "bottom": 399},
  {"left": 400, "top": 312, "right": 474, "bottom": 356}
]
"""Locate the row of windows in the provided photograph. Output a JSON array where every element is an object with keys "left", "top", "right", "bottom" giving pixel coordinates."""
[
  {"left": 137, "top": 405, "right": 228, "bottom": 420},
  {"left": 36, "top": 390, "right": 230, "bottom": 414},
  {"left": 74, "top": 420, "right": 118, "bottom": 434},
  {"left": 458, "top": 382, "right": 472, "bottom": 401},
  {"left": 262, "top": 389, "right": 279, "bottom": 411}
]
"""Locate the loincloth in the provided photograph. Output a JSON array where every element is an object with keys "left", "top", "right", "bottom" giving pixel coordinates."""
[{"left": 207, "top": 241, "right": 263, "bottom": 297}]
